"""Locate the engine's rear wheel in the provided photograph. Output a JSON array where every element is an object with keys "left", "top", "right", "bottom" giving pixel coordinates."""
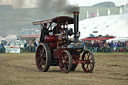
[
  {"left": 59, "top": 50, "right": 72, "bottom": 73},
  {"left": 35, "top": 43, "right": 51, "bottom": 72},
  {"left": 81, "top": 50, "right": 95, "bottom": 73}
]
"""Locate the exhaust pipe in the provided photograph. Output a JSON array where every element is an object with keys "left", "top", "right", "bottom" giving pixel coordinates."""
[{"left": 73, "top": 11, "right": 79, "bottom": 42}]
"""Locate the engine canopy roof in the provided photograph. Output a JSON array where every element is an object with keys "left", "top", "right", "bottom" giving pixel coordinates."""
[{"left": 33, "top": 16, "right": 74, "bottom": 25}]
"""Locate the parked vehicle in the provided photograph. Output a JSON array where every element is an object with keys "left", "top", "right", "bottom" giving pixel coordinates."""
[{"left": 4, "top": 40, "right": 26, "bottom": 53}]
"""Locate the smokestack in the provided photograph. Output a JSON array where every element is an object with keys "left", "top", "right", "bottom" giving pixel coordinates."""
[{"left": 73, "top": 11, "right": 79, "bottom": 42}]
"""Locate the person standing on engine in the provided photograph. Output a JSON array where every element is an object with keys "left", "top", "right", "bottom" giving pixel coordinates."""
[{"left": 40, "top": 23, "right": 50, "bottom": 42}]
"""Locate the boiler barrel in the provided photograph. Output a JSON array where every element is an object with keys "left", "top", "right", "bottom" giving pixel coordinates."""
[{"left": 44, "top": 36, "right": 58, "bottom": 43}]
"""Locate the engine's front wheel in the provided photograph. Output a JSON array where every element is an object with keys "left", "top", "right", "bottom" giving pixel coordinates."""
[{"left": 81, "top": 50, "right": 95, "bottom": 73}]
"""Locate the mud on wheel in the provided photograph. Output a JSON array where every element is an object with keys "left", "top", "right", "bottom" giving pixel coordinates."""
[
  {"left": 59, "top": 50, "right": 72, "bottom": 73},
  {"left": 81, "top": 50, "right": 95, "bottom": 73},
  {"left": 35, "top": 43, "right": 51, "bottom": 72}
]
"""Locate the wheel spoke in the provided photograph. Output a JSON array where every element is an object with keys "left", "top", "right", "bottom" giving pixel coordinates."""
[
  {"left": 65, "top": 64, "right": 68, "bottom": 70},
  {"left": 89, "top": 63, "right": 93, "bottom": 68},
  {"left": 89, "top": 58, "right": 92, "bottom": 61},
  {"left": 64, "top": 64, "right": 67, "bottom": 70},
  {"left": 86, "top": 64, "right": 89, "bottom": 70},
  {"left": 39, "top": 60, "right": 43, "bottom": 65},
  {"left": 87, "top": 53, "right": 90, "bottom": 60},
  {"left": 40, "top": 48, "right": 45, "bottom": 57}
]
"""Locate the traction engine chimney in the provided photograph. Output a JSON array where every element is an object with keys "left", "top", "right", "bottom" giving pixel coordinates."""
[{"left": 73, "top": 11, "right": 79, "bottom": 42}]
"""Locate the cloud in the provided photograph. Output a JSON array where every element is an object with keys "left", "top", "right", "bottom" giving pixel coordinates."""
[{"left": 0, "top": 0, "right": 25, "bottom": 8}]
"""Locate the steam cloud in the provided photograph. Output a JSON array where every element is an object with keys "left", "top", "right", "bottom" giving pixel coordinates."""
[{"left": 36, "top": 0, "right": 80, "bottom": 15}]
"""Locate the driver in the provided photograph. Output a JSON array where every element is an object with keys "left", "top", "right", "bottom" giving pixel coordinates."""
[
  {"left": 53, "top": 24, "right": 62, "bottom": 35},
  {"left": 40, "top": 23, "right": 52, "bottom": 42}
]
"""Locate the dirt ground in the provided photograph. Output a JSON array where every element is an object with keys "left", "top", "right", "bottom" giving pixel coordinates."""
[{"left": 0, "top": 53, "right": 128, "bottom": 85}]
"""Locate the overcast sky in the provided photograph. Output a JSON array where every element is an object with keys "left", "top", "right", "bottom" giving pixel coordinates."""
[
  {"left": 0, "top": 0, "right": 127, "bottom": 8},
  {"left": 68, "top": 0, "right": 127, "bottom": 6}
]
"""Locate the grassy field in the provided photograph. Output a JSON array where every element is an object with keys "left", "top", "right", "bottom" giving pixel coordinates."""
[{"left": 0, "top": 53, "right": 128, "bottom": 85}]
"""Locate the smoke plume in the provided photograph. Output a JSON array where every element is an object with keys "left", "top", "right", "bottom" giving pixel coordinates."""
[
  {"left": 0, "top": 0, "right": 79, "bottom": 15},
  {"left": 36, "top": 0, "right": 79, "bottom": 16}
]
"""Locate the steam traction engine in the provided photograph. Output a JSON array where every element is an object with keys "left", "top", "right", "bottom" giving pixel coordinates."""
[{"left": 33, "top": 12, "right": 95, "bottom": 73}]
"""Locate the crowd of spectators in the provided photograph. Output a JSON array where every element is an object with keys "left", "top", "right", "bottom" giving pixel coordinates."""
[
  {"left": 23, "top": 40, "right": 39, "bottom": 53},
  {"left": 82, "top": 40, "right": 128, "bottom": 53},
  {"left": 1, "top": 39, "right": 128, "bottom": 53},
  {"left": 23, "top": 40, "right": 128, "bottom": 53}
]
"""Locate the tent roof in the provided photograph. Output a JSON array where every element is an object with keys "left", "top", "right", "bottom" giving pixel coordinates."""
[
  {"left": 20, "top": 35, "right": 40, "bottom": 38},
  {"left": 81, "top": 37, "right": 114, "bottom": 41}
]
